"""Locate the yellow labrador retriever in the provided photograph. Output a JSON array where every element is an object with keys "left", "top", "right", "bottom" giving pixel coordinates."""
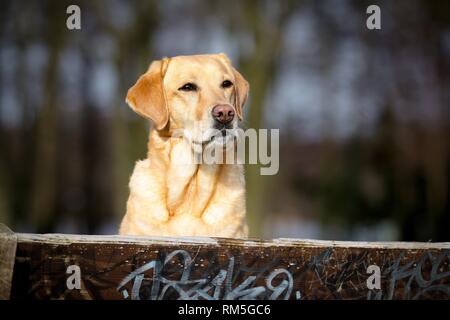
[{"left": 119, "top": 53, "right": 249, "bottom": 237}]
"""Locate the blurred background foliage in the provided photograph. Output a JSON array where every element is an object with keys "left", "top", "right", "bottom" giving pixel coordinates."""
[{"left": 0, "top": 0, "right": 449, "bottom": 241}]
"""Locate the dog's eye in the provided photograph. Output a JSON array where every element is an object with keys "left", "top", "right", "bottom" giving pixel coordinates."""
[
  {"left": 221, "top": 80, "right": 233, "bottom": 88},
  {"left": 179, "top": 83, "right": 198, "bottom": 92}
]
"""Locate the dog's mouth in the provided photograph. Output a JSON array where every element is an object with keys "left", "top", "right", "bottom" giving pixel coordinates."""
[{"left": 191, "top": 129, "right": 233, "bottom": 147}]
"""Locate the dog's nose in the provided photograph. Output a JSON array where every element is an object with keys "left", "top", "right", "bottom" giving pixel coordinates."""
[{"left": 212, "top": 104, "right": 235, "bottom": 124}]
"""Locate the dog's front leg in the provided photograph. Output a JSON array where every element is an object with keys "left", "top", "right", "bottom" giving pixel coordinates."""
[
  {"left": 201, "top": 164, "right": 248, "bottom": 238},
  {"left": 119, "top": 159, "right": 171, "bottom": 235}
]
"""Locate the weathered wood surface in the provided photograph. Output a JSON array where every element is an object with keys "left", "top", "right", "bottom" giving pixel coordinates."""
[
  {"left": 0, "top": 225, "right": 17, "bottom": 299},
  {"left": 8, "top": 232, "right": 450, "bottom": 300}
]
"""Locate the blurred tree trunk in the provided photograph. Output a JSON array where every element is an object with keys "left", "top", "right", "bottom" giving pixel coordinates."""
[
  {"left": 29, "top": 2, "right": 66, "bottom": 232},
  {"left": 107, "top": 1, "right": 160, "bottom": 226},
  {"left": 0, "top": 1, "right": 12, "bottom": 226},
  {"left": 79, "top": 53, "right": 102, "bottom": 234},
  {"left": 0, "top": 1, "right": 38, "bottom": 229},
  {"left": 228, "top": 0, "right": 299, "bottom": 237}
]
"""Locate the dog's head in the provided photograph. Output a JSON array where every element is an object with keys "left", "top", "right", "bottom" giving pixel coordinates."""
[{"left": 126, "top": 53, "right": 249, "bottom": 149}]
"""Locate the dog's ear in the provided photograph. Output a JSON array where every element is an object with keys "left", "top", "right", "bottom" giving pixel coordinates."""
[
  {"left": 126, "top": 59, "right": 170, "bottom": 130},
  {"left": 232, "top": 68, "right": 249, "bottom": 120}
]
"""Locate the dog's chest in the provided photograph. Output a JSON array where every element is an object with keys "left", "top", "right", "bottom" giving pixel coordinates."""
[{"left": 167, "top": 163, "right": 223, "bottom": 217}]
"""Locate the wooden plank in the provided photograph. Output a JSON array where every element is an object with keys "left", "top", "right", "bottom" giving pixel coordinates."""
[
  {"left": 0, "top": 224, "right": 17, "bottom": 300},
  {"left": 9, "top": 233, "right": 450, "bottom": 300}
]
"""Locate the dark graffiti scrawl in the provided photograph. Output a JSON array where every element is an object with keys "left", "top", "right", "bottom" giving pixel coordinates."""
[
  {"left": 378, "top": 250, "right": 450, "bottom": 300},
  {"left": 117, "top": 250, "right": 294, "bottom": 300}
]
